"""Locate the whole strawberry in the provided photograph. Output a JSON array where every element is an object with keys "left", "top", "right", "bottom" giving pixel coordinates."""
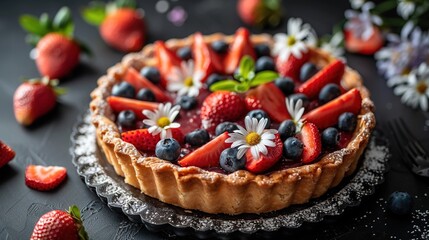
[
  {"left": 0, "top": 140, "right": 15, "bottom": 168},
  {"left": 13, "top": 78, "right": 64, "bottom": 126},
  {"left": 237, "top": 0, "right": 282, "bottom": 28},
  {"left": 82, "top": 0, "right": 146, "bottom": 52},
  {"left": 30, "top": 205, "right": 88, "bottom": 240},
  {"left": 20, "top": 7, "right": 89, "bottom": 79}
]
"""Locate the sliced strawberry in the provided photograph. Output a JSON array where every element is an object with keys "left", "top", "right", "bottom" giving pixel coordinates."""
[
  {"left": 344, "top": 27, "right": 384, "bottom": 55},
  {"left": 0, "top": 141, "right": 15, "bottom": 168},
  {"left": 297, "top": 59, "right": 345, "bottom": 99},
  {"left": 193, "top": 32, "right": 223, "bottom": 82},
  {"left": 107, "top": 96, "right": 159, "bottom": 119},
  {"left": 276, "top": 52, "right": 310, "bottom": 82},
  {"left": 178, "top": 132, "right": 231, "bottom": 168},
  {"left": 25, "top": 165, "right": 67, "bottom": 191},
  {"left": 223, "top": 28, "right": 256, "bottom": 74},
  {"left": 201, "top": 91, "right": 246, "bottom": 133},
  {"left": 121, "top": 128, "right": 184, "bottom": 152},
  {"left": 245, "top": 133, "right": 283, "bottom": 173},
  {"left": 123, "top": 68, "right": 171, "bottom": 102},
  {"left": 303, "top": 88, "right": 362, "bottom": 130},
  {"left": 296, "top": 122, "right": 321, "bottom": 164},
  {"left": 154, "top": 41, "right": 182, "bottom": 88},
  {"left": 244, "top": 82, "right": 290, "bottom": 122},
  {"left": 338, "top": 131, "right": 354, "bottom": 149}
]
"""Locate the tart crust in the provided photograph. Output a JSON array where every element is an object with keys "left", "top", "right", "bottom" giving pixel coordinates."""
[{"left": 90, "top": 33, "right": 376, "bottom": 215}]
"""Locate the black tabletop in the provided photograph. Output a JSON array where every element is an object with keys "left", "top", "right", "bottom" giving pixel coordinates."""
[{"left": 1, "top": 0, "right": 428, "bottom": 239}]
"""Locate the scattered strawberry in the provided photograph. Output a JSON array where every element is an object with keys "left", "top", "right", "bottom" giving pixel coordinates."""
[
  {"left": 121, "top": 128, "right": 184, "bottom": 152},
  {"left": 244, "top": 82, "right": 290, "bottom": 122},
  {"left": 297, "top": 59, "right": 345, "bottom": 99},
  {"left": 0, "top": 141, "right": 15, "bottom": 168},
  {"left": 200, "top": 91, "right": 246, "bottom": 133},
  {"left": 296, "top": 122, "right": 321, "bottom": 163},
  {"left": 344, "top": 25, "right": 384, "bottom": 55},
  {"left": 237, "top": 0, "right": 282, "bottom": 28},
  {"left": 13, "top": 78, "right": 63, "bottom": 126},
  {"left": 303, "top": 88, "right": 362, "bottom": 130},
  {"left": 154, "top": 40, "right": 182, "bottom": 88},
  {"left": 30, "top": 205, "right": 88, "bottom": 240},
  {"left": 107, "top": 96, "right": 159, "bottom": 119},
  {"left": 25, "top": 165, "right": 67, "bottom": 191},
  {"left": 123, "top": 68, "right": 171, "bottom": 102},
  {"left": 178, "top": 132, "right": 231, "bottom": 168},
  {"left": 276, "top": 52, "right": 310, "bottom": 81},
  {"left": 192, "top": 32, "right": 223, "bottom": 82},
  {"left": 245, "top": 133, "right": 283, "bottom": 173},
  {"left": 224, "top": 28, "right": 256, "bottom": 74}
]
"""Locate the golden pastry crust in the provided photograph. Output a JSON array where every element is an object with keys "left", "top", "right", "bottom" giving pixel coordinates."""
[{"left": 90, "top": 33, "right": 376, "bottom": 215}]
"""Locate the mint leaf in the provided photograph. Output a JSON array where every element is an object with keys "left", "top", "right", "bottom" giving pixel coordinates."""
[
  {"left": 81, "top": 4, "right": 106, "bottom": 26},
  {"left": 19, "top": 15, "right": 47, "bottom": 36},
  {"left": 210, "top": 80, "right": 241, "bottom": 92},
  {"left": 250, "top": 71, "right": 279, "bottom": 87},
  {"left": 238, "top": 55, "right": 255, "bottom": 81},
  {"left": 53, "top": 7, "right": 72, "bottom": 30}
]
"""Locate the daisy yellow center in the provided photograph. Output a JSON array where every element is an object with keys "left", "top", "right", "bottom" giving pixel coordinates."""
[
  {"left": 184, "top": 77, "right": 193, "bottom": 87},
  {"left": 246, "top": 132, "right": 261, "bottom": 146},
  {"left": 416, "top": 81, "right": 428, "bottom": 94},
  {"left": 287, "top": 36, "right": 297, "bottom": 46},
  {"left": 157, "top": 117, "right": 171, "bottom": 128},
  {"left": 401, "top": 67, "right": 411, "bottom": 75}
]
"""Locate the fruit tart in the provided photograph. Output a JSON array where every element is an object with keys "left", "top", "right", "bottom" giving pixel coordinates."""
[{"left": 90, "top": 18, "right": 375, "bottom": 215}]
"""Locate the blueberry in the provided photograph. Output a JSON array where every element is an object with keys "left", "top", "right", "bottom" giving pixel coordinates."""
[
  {"left": 177, "top": 95, "right": 197, "bottom": 110},
  {"left": 288, "top": 93, "right": 310, "bottom": 108},
  {"left": 322, "top": 127, "right": 340, "bottom": 147},
  {"left": 283, "top": 137, "right": 303, "bottom": 160},
  {"left": 155, "top": 138, "right": 181, "bottom": 162},
  {"left": 215, "top": 122, "right": 239, "bottom": 136},
  {"left": 338, "top": 112, "right": 357, "bottom": 132},
  {"left": 140, "top": 66, "right": 161, "bottom": 84},
  {"left": 274, "top": 77, "right": 295, "bottom": 96},
  {"left": 220, "top": 148, "right": 246, "bottom": 173},
  {"left": 136, "top": 88, "right": 156, "bottom": 102},
  {"left": 117, "top": 110, "right": 136, "bottom": 128},
  {"left": 319, "top": 83, "right": 341, "bottom": 104},
  {"left": 206, "top": 73, "right": 225, "bottom": 90},
  {"left": 112, "top": 82, "right": 135, "bottom": 98},
  {"left": 177, "top": 46, "right": 192, "bottom": 60},
  {"left": 388, "top": 191, "right": 413, "bottom": 215},
  {"left": 211, "top": 40, "right": 228, "bottom": 54},
  {"left": 300, "top": 62, "right": 318, "bottom": 82},
  {"left": 247, "top": 109, "right": 271, "bottom": 128},
  {"left": 278, "top": 120, "right": 296, "bottom": 141},
  {"left": 185, "top": 129, "right": 210, "bottom": 147},
  {"left": 255, "top": 56, "right": 275, "bottom": 73},
  {"left": 254, "top": 44, "right": 271, "bottom": 58}
]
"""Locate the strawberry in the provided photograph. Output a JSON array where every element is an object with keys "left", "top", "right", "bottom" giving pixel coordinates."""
[
  {"left": 276, "top": 52, "right": 310, "bottom": 81},
  {"left": 100, "top": 8, "right": 146, "bottom": 52},
  {"left": 296, "top": 122, "right": 321, "bottom": 163},
  {"left": 178, "top": 132, "right": 231, "bottom": 168},
  {"left": 237, "top": 0, "right": 282, "bottom": 28},
  {"left": 303, "top": 88, "right": 362, "bottom": 130},
  {"left": 13, "top": 78, "right": 61, "bottom": 126},
  {"left": 107, "top": 96, "right": 159, "bottom": 119},
  {"left": 0, "top": 141, "right": 15, "bottom": 168},
  {"left": 297, "top": 59, "right": 345, "bottom": 99},
  {"left": 121, "top": 128, "right": 184, "bottom": 152},
  {"left": 245, "top": 133, "right": 283, "bottom": 173},
  {"left": 244, "top": 82, "right": 290, "bottom": 122},
  {"left": 123, "top": 68, "right": 171, "bottom": 102},
  {"left": 30, "top": 205, "right": 88, "bottom": 240},
  {"left": 200, "top": 91, "right": 246, "bottom": 133},
  {"left": 25, "top": 165, "right": 67, "bottom": 191},
  {"left": 224, "top": 28, "right": 256, "bottom": 74},
  {"left": 344, "top": 26, "right": 384, "bottom": 55},
  {"left": 154, "top": 41, "right": 182, "bottom": 88},
  {"left": 192, "top": 32, "right": 223, "bottom": 81}
]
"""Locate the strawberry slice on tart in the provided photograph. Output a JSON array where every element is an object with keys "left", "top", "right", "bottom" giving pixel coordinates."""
[
  {"left": 107, "top": 96, "right": 159, "bottom": 120},
  {"left": 123, "top": 68, "right": 171, "bottom": 102},
  {"left": 122, "top": 128, "right": 184, "bottom": 152},
  {"left": 224, "top": 28, "right": 256, "bottom": 74},
  {"left": 193, "top": 32, "right": 223, "bottom": 82},
  {"left": 154, "top": 40, "right": 182, "bottom": 88},
  {"left": 245, "top": 133, "right": 283, "bottom": 173},
  {"left": 296, "top": 122, "right": 322, "bottom": 164}
]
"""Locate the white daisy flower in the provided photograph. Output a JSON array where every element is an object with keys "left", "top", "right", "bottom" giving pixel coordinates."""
[
  {"left": 397, "top": 0, "right": 416, "bottom": 19},
  {"left": 350, "top": 0, "right": 366, "bottom": 9},
  {"left": 345, "top": 2, "right": 383, "bottom": 40},
  {"left": 388, "top": 63, "right": 429, "bottom": 111},
  {"left": 285, "top": 98, "right": 305, "bottom": 132},
  {"left": 225, "top": 116, "right": 278, "bottom": 159},
  {"left": 321, "top": 31, "right": 345, "bottom": 57},
  {"left": 272, "top": 18, "right": 318, "bottom": 62},
  {"left": 142, "top": 102, "right": 181, "bottom": 139},
  {"left": 166, "top": 60, "right": 203, "bottom": 97}
]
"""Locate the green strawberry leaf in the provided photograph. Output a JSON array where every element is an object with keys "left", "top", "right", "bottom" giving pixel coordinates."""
[
  {"left": 53, "top": 7, "right": 72, "bottom": 30},
  {"left": 116, "top": 0, "right": 137, "bottom": 9},
  {"left": 81, "top": 3, "right": 107, "bottom": 26},
  {"left": 67, "top": 205, "right": 89, "bottom": 240},
  {"left": 39, "top": 13, "right": 52, "bottom": 32},
  {"left": 210, "top": 80, "right": 241, "bottom": 92},
  {"left": 75, "top": 39, "right": 93, "bottom": 56},
  {"left": 19, "top": 15, "right": 47, "bottom": 36},
  {"left": 25, "top": 34, "right": 42, "bottom": 46},
  {"left": 59, "top": 22, "right": 74, "bottom": 37},
  {"left": 250, "top": 71, "right": 279, "bottom": 87}
]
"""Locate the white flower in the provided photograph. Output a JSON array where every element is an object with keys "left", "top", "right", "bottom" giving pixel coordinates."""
[
  {"left": 397, "top": 0, "right": 415, "bottom": 19},
  {"left": 388, "top": 63, "right": 429, "bottom": 111},
  {"left": 272, "top": 18, "right": 318, "bottom": 62},
  {"left": 321, "top": 31, "right": 345, "bottom": 57},
  {"left": 142, "top": 102, "right": 181, "bottom": 139},
  {"left": 166, "top": 60, "right": 203, "bottom": 97},
  {"left": 350, "top": 0, "right": 365, "bottom": 9},
  {"left": 225, "top": 116, "right": 278, "bottom": 159},
  {"left": 285, "top": 97, "right": 305, "bottom": 132},
  {"left": 345, "top": 2, "right": 383, "bottom": 40}
]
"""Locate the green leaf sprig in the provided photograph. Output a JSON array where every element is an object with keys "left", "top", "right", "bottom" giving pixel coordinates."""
[{"left": 210, "top": 55, "right": 279, "bottom": 93}]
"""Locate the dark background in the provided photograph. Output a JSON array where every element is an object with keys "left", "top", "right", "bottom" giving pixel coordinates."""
[{"left": 1, "top": 0, "right": 428, "bottom": 239}]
